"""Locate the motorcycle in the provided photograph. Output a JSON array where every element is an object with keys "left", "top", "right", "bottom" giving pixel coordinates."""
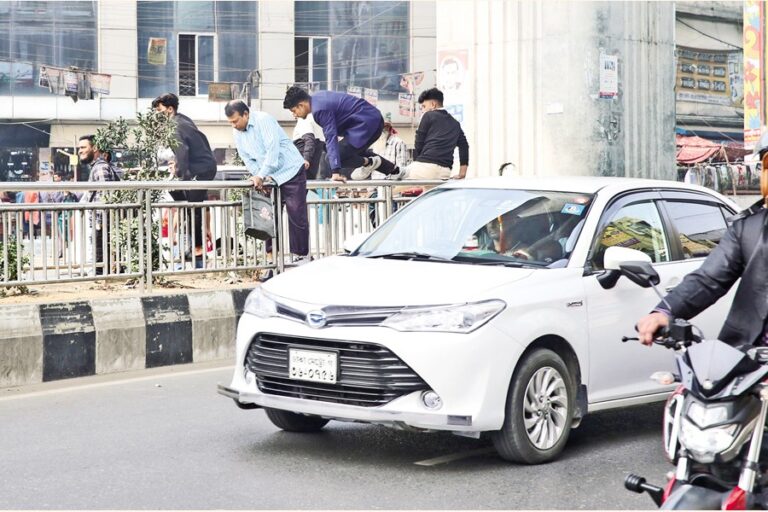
[{"left": 616, "top": 260, "right": 768, "bottom": 509}]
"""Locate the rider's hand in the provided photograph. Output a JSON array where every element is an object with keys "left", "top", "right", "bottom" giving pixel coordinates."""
[{"left": 637, "top": 312, "right": 670, "bottom": 346}]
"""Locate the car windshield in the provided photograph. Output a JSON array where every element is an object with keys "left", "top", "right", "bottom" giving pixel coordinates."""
[{"left": 355, "top": 188, "right": 594, "bottom": 268}]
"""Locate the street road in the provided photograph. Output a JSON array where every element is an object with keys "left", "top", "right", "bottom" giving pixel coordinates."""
[{"left": 1, "top": 362, "right": 669, "bottom": 509}]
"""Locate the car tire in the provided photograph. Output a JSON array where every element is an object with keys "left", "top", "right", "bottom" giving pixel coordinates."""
[
  {"left": 264, "top": 408, "right": 330, "bottom": 432},
  {"left": 491, "top": 349, "right": 575, "bottom": 464}
]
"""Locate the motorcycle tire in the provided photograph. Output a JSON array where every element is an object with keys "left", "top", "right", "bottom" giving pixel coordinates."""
[{"left": 491, "top": 348, "right": 575, "bottom": 464}]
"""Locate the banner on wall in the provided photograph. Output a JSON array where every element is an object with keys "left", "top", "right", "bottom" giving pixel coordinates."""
[
  {"left": 675, "top": 47, "right": 743, "bottom": 107},
  {"left": 399, "top": 72, "right": 424, "bottom": 94},
  {"left": 438, "top": 49, "right": 468, "bottom": 123},
  {"left": 744, "top": 0, "right": 763, "bottom": 149},
  {"left": 598, "top": 53, "right": 618, "bottom": 98}
]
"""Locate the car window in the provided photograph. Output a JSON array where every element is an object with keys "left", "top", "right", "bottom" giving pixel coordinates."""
[
  {"left": 355, "top": 188, "right": 594, "bottom": 267},
  {"left": 592, "top": 201, "right": 670, "bottom": 269},
  {"left": 664, "top": 200, "right": 727, "bottom": 259}
]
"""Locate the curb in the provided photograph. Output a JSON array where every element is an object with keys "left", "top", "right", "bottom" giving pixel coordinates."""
[{"left": 0, "top": 287, "right": 257, "bottom": 388}]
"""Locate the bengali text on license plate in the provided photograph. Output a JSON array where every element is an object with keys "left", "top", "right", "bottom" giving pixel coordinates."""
[{"left": 288, "top": 348, "right": 338, "bottom": 384}]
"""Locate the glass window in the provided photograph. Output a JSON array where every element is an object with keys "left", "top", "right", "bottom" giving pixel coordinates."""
[
  {"left": 1, "top": 2, "right": 97, "bottom": 97},
  {"left": 665, "top": 200, "right": 727, "bottom": 259},
  {"left": 137, "top": 0, "right": 258, "bottom": 98},
  {"left": 295, "top": 37, "right": 329, "bottom": 90},
  {"left": 294, "top": 1, "right": 408, "bottom": 97},
  {"left": 355, "top": 188, "right": 594, "bottom": 268},
  {"left": 593, "top": 201, "right": 670, "bottom": 268}
]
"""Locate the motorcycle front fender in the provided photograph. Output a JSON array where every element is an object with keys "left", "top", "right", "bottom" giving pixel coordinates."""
[{"left": 661, "top": 484, "right": 727, "bottom": 510}]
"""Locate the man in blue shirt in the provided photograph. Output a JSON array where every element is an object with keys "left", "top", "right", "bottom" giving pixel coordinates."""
[
  {"left": 225, "top": 100, "right": 309, "bottom": 265},
  {"left": 283, "top": 86, "right": 399, "bottom": 182}
]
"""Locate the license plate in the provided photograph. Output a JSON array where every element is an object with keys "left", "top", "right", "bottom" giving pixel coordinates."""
[{"left": 288, "top": 348, "right": 338, "bottom": 384}]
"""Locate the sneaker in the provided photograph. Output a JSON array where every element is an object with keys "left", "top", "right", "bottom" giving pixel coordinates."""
[
  {"left": 293, "top": 255, "right": 312, "bottom": 266},
  {"left": 368, "top": 155, "right": 382, "bottom": 170},
  {"left": 351, "top": 166, "right": 373, "bottom": 180},
  {"left": 386, "top": 166, "right": 404, "bottom": 180},
  {"left": 259, "top": 269, "right": 274, "bottom": 282}
]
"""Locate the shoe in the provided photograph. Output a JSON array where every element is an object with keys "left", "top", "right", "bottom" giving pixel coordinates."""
[
  {"left": 259, "top": 269, "right": 274, "bottom": 282},
  {"left": 368, "top": 155, "right": 382, "bottom": 170},
  {"left": 351, "top": 166, "right": 373, "bottom": 180},
  {"left": 386, "top": 166, "right": 404, "bottom": 180},
  {"left": 293, "top": 255, "right": 312, "bottom": 266}
]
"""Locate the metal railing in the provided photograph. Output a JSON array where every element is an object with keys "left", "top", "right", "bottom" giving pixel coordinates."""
[{"left": 0, "top": 178, "right": 442, "bottom": 291}]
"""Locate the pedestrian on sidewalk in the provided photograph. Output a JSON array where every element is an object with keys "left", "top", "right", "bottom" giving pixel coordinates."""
[
  {"left": 225, "top": 100, "right": 310, "bottom": 276},
  {"left": 283, "top": 86, "right": 400, "bottom": 182},
  {"left": 77, "top": 134, "right": 119, "bottom": 275},
  {"left": 152, "top": 93, "right": 217, "bottom": 266}
]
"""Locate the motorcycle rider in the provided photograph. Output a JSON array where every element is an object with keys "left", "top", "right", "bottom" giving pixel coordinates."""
[{"left": 637, "top": 131, "right": 768, "bottom": 347}]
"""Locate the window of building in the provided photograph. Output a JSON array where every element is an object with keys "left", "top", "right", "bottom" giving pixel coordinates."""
[
  {"left": 137, "top": 1, "right": 258, "bottom": 99},
  {"left": 0, "top": 1, "right": 97, "bottom": 97},
  {"left": 295, "top": 37, "right": 330, "bottom": 90},
  {"left": 294, "top": 1, "right": 409, "bottom": 98},
  {"left": 664, "top": 200, "right": 727, "bottom": 259},
  {"left": 178, "top": 34, "right": 215, "bottom": 96}
]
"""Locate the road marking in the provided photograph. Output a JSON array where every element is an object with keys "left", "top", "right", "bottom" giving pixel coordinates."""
[
  {"left": 0, "top": 361, "right": 233, "bottom": 402},
  {"left": 413, "top": 447, "right": 496, "bottom": 466}
]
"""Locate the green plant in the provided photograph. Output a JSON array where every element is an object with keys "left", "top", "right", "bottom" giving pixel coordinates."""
[
  {"left": 93, "top": 110, "right": 178, "bottom": 282},
  {"left": 0, "top": 236, "right": 29, "bottom": 296}
]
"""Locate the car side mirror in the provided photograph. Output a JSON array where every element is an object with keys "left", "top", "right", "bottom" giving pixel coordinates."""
[
  {"left": 618, "top": 261, "right": 660, "bottom": 288},
  {"left": 597, "top": 246, "right": 655, "bottom": 289},
  {"left": 342, "top": 232, "right": 370, "bottom": 254}
]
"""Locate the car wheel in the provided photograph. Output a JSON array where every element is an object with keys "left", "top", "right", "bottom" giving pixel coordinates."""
[
  {"left": 264, "top": 408, "right": 330, "bottom": 432},
  {"left": 491, "top": 349, "right": 575, "bottom": 464}
]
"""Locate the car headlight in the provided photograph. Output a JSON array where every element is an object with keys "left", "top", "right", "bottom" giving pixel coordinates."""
[
  {"left": 380, "top": 300, "right": 505, "bottom": 333},
  {"left": 244, "top": 287, "right": 277, "bottom": 318},
  {"left": 678, "top": 418, "right": 738, "bottom": 463}
]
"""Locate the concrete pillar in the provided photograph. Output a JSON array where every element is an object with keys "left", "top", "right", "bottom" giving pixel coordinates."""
[
  {"left": 91, "top": 297, "right": 146, "bottom": 375},
  {"left": 188, "top": 290, "right": 236, "bottom": 362},
  {"left": 436, "top": 0, "right": 676, "bottom": 179},
  {"left": 0, "top": 305, "right": 43, "bottom": 387}
]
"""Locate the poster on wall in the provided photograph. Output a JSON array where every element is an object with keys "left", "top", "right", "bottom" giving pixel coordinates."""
[
  {"left": 147, "top": 37, "right": 167, "bottom": 66},
  {"left": 437, "top": 49, "right": 468, "bottom": 123},
  {"left": 744, "top": 0, "right": 762, "bottom": 149},
  {"left": 347, "top": 85, "right": 362, "bottom": 98},
  {"left": 398, "top": 93, "right": 414, "bottom": 117},
  {"left": 400, "top": 72, "right": 424, "bottom": 94},
  {"left": 89, "top": 73, "right": 111, "bottom": 95},
  {"left": 598, "top": 53, "right": 618, "bottom": 98},
  {"left": 363, "top": 88, "right": 378, "bottom": 106}
]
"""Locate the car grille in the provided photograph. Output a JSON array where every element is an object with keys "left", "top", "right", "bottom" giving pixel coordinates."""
[{"left": 245, "top": 332, "right": 429, "bottom": 407}]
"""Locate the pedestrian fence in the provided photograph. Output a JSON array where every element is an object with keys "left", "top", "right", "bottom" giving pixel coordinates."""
[{"left": 0, "top": 177, "right": 442, "bottom": 292}]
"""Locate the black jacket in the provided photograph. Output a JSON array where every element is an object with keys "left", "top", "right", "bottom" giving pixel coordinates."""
[
  {"left": 174, "top": 112, "right": 217, "bottom": 180},
  {"left": 661, "top": 208, "right": 768, "bottom": 346},
  {"left": 414, "top": 109, "right": 469, "bottom": 168}
]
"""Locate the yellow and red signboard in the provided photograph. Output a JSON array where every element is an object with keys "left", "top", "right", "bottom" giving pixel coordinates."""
[{"left": 744, "top": 0, "right": 763, "bottom": 149}]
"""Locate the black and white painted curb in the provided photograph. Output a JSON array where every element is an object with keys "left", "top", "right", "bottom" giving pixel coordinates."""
[{"left": 0, "top": 287, "right": 256, "bottom": 388}]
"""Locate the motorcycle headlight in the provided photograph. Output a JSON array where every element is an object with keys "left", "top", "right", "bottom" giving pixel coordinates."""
[
  {"left": 678, "top": 418, "right": 738, "bottom": 463},
  {"left": 380, "top": 300, "right": 505, "bottom": 333},
  {"left": 243, "top": 287, "right": 278, "bottom": 318},
  {"left": 687, "top": 402, "right": 729, "bottom": 428}
]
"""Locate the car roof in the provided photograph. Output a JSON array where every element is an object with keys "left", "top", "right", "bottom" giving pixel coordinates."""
[{"left": 440, "top": 175, "right": 730, "bottom": 199}]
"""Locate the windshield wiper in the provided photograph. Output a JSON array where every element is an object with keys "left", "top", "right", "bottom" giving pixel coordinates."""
[
  {"left": 451, "top": 254, "right": 545, "bottom": 268},
  {"left": 366, "top": 251, "right": 458, "bottom": 263}
]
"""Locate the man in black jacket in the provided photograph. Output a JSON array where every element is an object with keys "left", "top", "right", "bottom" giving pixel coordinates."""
[
  {"left": 637, "top": 139, "right": 768, "bottom": 347},
  {"left": 406, "top": 87, "right": 469, "bottom": 181},
  {"left": 153, "top": 93, "right": 217, "bottom": 265}
]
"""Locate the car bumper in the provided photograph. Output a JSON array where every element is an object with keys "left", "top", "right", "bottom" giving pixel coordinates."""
[{"left": 224, "top": 313, "right": 527, "bottom": 432}]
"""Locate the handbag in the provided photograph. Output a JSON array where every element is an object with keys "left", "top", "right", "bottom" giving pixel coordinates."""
[{"left": 242, "top": 189, "right": 276, "bottom": 240}]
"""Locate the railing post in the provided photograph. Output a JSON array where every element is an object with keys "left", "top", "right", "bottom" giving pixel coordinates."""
[
  {"left": 144, "top": 190, "right": 153, "bottom": 292},
  {"left": 274, "top": 184, "right": 285, "bottom": 274},
  {"left": 137, "top": 190, "right": 145, "bottom": 294}
]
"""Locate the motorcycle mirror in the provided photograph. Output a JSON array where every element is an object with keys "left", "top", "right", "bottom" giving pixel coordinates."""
[{"left": 618, "top": 261, "right": 660, "bottom": 288}]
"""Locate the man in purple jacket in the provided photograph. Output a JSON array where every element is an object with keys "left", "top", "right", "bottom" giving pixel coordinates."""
[{"left": 283, "top": 86, "right": 398, "bottom": 182}]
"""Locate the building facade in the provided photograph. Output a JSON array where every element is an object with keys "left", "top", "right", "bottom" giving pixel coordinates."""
[{"left": 0, "top": 0, "right": 436, "bottom": 182}]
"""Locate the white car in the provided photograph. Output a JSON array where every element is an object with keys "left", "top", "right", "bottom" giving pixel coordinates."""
[{"left": 219, "top": 176, "right": 740, "bottom": 463}]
